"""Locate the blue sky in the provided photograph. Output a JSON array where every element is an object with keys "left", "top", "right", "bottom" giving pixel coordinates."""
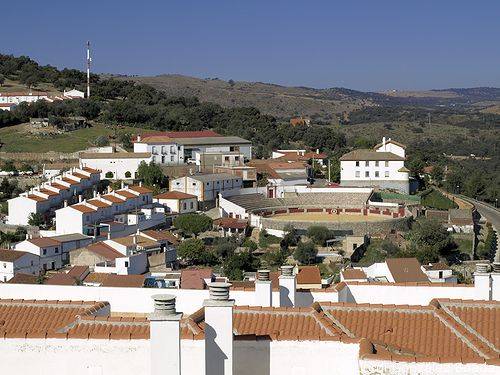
[{"left": 3, "top": 1, "right": 500, "bottom": 91}]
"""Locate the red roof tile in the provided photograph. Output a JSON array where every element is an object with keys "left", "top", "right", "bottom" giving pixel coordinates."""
[{"left": 180, "top": 268, "right": 213, "bottom": 289}]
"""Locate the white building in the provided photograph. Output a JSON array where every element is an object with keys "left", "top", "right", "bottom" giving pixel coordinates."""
[
  {"left": 0, "top": 103, "right": 17, "bottom": 111},
  {"left": 422, "top": 262, "right": 458, "bottom": 283},
  {"left": 63, "top": 89, "right": 85, "bottom": 98},
  {"left": 169, "top": 173, "right": 243, "bottom": 202},
  {"left": 0, "top": 249, "right": 40, "bottom": 282},
  {"left": 0, "top": 91, "right": 48, "bottom": 105},
  {"left": 14, "top": 237, "right": 64, "bottom": 272},
  {"left": 341, "top": 258, "right": 430, "bottom": 283},
  {"left": 79, "top": 152, "right": 152, "bottom": 180},
  {"left": 340, "top": 137, "right": 410, "bottom": 194},
  {"left": 133, "top": 130, "right": 252, "bottom": 165},
  {"left": 7, "top": 167, "right": 101, "bottom": 226},
  {"left": 154, "top": 191, "right": 198, "bottom": 214}
]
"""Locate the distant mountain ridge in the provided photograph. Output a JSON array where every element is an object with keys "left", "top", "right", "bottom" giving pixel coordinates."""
[{"left": 121, "top": 74, "right": 500, "bottom": 120}]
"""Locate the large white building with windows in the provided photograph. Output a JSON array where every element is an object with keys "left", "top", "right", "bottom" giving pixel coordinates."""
[
  {"left": 79, "top": 152, "right": 152, "bottom": 180},
  {"left": 340, "top": 137, "right": 410, "bottom": 194},
  {"left": 133, "top": 130, "right": 252, "bottom": 165}
]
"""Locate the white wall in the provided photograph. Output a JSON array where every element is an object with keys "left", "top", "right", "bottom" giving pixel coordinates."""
[
  {"left": 81, "top": 155, "right": 151, "bottom": 180},
  {"left": 341, "top": 160, "right": 407, "bottom": 182},
  {"left": 0, "top": 253, "right": 40, "bottom": 282}
]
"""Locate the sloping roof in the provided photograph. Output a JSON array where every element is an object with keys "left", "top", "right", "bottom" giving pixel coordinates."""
[
  {"left": 155, "top": 191, "right": 197, "bottom": 200},
  {"left": 115, "top": 189, "right": 138, "bottom": 199},
  {"left": 141, "top": 230, "right": 180, "bottom": 245},
  {"left": 87, "top": 199, "right": 111, "bottom": 208},
  {"left": 38, "top": 188, "right": 59, "bottom": 196},
  {"left": 274, "top": 151, "right": 328, "bottom": 162},
  {"left": 101, "top": 194, "right": 126, "bottom": 203},
  {"left": 180, "top": 268, "right": 213, "bottom": 289},
  {"left": 80, "top": 152, "right": 151, "bottom": 159},
  {"left": 297, "top": 266, "right": 322, "bottom": 285},
  {"left": 422, "top": 262, "right": 451, "bottom": 271},
  {"left": 100, "top": 274, "right": 145, "bottom": 288},
  {"left": 189, "top": 173, "right": 240, "bottom": 183},
  {"left": 214, "top": 218, "right": 248, "bottom": 230},
  {"left": 6, "top": 273, "right": 39, "bottom": 284},
  {"left": 45, "top": 273, "right": 78, "bottom": 286},
  {"left": 26, "top": 194, "right": 47, "bottom": 202},
  {"left": 128, "top": 185, "right": 153, "bottom": 194},
  {"left": 339, "top": 149, "right": 405, "bottom": 161},
  {"left": 50, "top": 233, "right": 92, "bottom": 243},
  {"left": 71, "top": 204, "right": 97, "bottom": 214},
  {"left": 175, "top": 136, "right": 251, "bottom": 146},
  {"left": 164, "top": 130, "right": 221, "bottom": 138},
  {"left": 385, "top": 258, "right": 429, "bottom": 283},
  {"left": 341, "top": 268, "right": 367, "bottom": 280},
  {"left": 83, "top": 242, "right": 124, "bottom": 261},
  {"left": 81, "top": 166, "right": 100, "bottom": 174},
  {"left": 374, "top": 139, "right": 407, "bottom": 150},
  {"left": 0, "top": 249, "right": 31, "bottom": 262},
  {"left": 67, "top": 265, "right": 89, "bottom": 279},
  {"left": 27, "top": 237, "right": 61, "bottom": 247},
  {"left": 111, "top": 235, "right": 158, "bottom": 249}
]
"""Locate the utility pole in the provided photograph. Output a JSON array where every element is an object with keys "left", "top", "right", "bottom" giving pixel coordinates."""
[{"left": 86, "top": 41, "right": 92, "bottom": 98}]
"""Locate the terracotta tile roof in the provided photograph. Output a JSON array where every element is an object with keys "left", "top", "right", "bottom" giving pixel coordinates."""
[
  {"left": 296, "top": 266, "right": 322, "bottom": 285},
  {"left": 83, "top": 272, "right": 110, "bottom": 285},
  {"left": 101, "top": 194, "right": 125, "bottom": 203},
  {"left": 71, "top": 204, "right": 97, "bottom": 214},
  {"left": 214, "top": 217, "right": 248, "bottom": 230},
  {"left": 70, "top": 172, "right": 89, "bottom": 179},
  {"left": 80, "top": 152, "right": 151, "bottom": 159},
  {"left": 45, "top": 273, "right": 78, "bottom": 286},
  {"left": 422, "top": 262, "right": 450, "bottom": 271},
  {"left": 50, "top": 182, "right": 69, "bottom": 190},
  {"left": 274, "top": 151, "right": 328, "bottom": 162},
  {"left": 83, "top": 242, "right": 124, "bottom": 260},
  {"left": 116, "top": 189, "right": 138, "bottom": 199},
  {"left": 374, "top": 139, "right": 407, "bottom": 150},
  {"left": 155, "top": 191, "right": 197, "bottom": 200},
  {"left": 111, "top": 235, "right": 158, "bottom": 249},
  {"left": 386, "top": 258, "right": 429, "bottom": 283},
  {"left": 38, "top": 188, "right": 59, "bottom": 196},
  {"left": 0, "top": 249, "right": 31, "bottom": 262},
  {"left": 141, "top": 230, "right": 180, "bottom": 245},
  {"left": 137, "top": 135, "right": 175, "bottom": 143},
  {"left": 0, "top": 299, "right": 109, "bottom": 338},
  {"left": 67, "top": 266, "right": 89, "bottom": 279},
  {"left": 26, "top": 194, "right": 47, "bottom": 202},
  {"left": 87, "top": 199, "right": 111, "bottom": 208},
  {"left": 28, "top": 237, "right": 61, "bottom": 247},
  {"left": 6, "top": 273, "right": 39, "bottom": 284},
  {"left": 100, "top": 274, "right": 145, "bottom": 288},
  {"left": 61, "top": 177, "right": 79, "bottom": 185},
  {"left": 81, "top": 166, "right": 100, "bottom": 174},
  {"left": 180, "top": 268, "right": 213, "bottom": 289},
  {"left": 342, "top": 268, "right": 367, "bottom": 280},
  {"left": 128, "top": 185, "right": 153, "bottom": 194}
]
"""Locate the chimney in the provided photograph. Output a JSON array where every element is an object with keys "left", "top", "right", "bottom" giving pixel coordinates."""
[
  {"left": 139, "top": 181, "right": 143, "bottom": 187},
  {"left": 137, "top": 134, "right": 141, "bottom": 142},
  {"left": 107, "top": 185, "right": 112, "bottom": 193},
  {"left": 133, "top": 235, "right": 138, "bottom": 246},
  {"left": 148, "top": 294, "right": 182, "bottom": 375},
  {"left": 78, "top": 194, "right": 83, "bottom": 203},
  {"left": 93, "top": 189, "right": 97, "bottom": 198},
  {"left": 64, "top": 200, "right": 68, "bottom": 207},
  {"left": 382, "top": 136, "right": 386, "bottom": 149},
  {"left": 474, "top": 263, "right": 491, "bottom": 300},
  {"left": 279, "top": 265, "right": 296, "bottom": 307},
  {"left": 107, "top": 231, "right": 111, "bottom": 240},
  {"left": 491, "top": 262, "right": 500, "bottom": 302},
  {"left": 204, "top": 282, "right": 234, "bottom": 375},
  {"left": 121, "top": 181, "right": 125, "bottom": 189},
  {"left": 255, "top": 270, "right": 272, "bottom": 307}
]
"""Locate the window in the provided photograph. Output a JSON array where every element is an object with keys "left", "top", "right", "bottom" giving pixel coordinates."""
[
  {"left": 42, "top": 249, "right": 47, "bottom": 256},
  {"left": 235, "top": 156, "right": 239, "bottom": 161},
  {"left": 375, "top": 161, "right": 379, "bottom": 167},
  {"left": 51, "top": 261, "right": 55, "bottom": 270},
  {"left": 365, "top": 171, "right": 370, "bottom": 177},
  {"left": 125, "top": 171, "right": 132, "bottom": 178},
  {"left": 3, "top": 263, "right": 5, "bottom": 268},
  {"left": 170, "top": 156, "right": 174, "bottom": 162},
  {"left": 365, "top": 161, "right": 369, "bottom": 167},
  {"left": 355, "top": 161, "right": 360, "bottom": 167},
  {"left": 31, "top": 260, "right": 34, "bottom": 266},
  {"left": 224, "top": 156, "right": 230, "bottom": 162},
  {"left": 183, "top": 202, "right": 187, "bottom": 210},
  {"left": 190, "top": 202, "right": 194, "bottom": 209},
  {"left": 355, "top": 171, "right": 360, "bottom": 178},
  {"left": 385, "top": 161, "right": 389, "bottom": 167},
  {"left": 385, "top": 171, "right": 389, "bottom": 178},
  {"left": 439, "top": 271, "right": 443, "bottom": 278},
  {"left": 55, "top": 247, "right": 59, "bottom": 254},
  {"left": 124, "top": 261, "right": 129, "bottom": 267},
  {"left": 375, "top": 171, "right": 379, "bottom": 178}
]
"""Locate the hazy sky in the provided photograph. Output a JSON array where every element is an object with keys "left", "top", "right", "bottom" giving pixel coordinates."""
[{"left": 3, "top": 0, "right": 500, "bottom": 91}]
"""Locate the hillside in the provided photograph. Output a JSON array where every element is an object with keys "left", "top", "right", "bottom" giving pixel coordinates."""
[{"left": 123, "top": 74, "right": 500, "bottom": 121}]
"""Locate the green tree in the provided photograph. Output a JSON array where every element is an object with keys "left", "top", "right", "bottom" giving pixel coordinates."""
[
  {"left": 136, "top": 161, "right": 167, "bottom": 188},
  {"left": 28, "top": 212, "right": 44, "bottom": 227},
  {"left": 464, "top": 173, "right": 486, "bottom": 200},
  {"left": 478, "top": 224, "right": 497, "bottom": 260},
  {"left": 1, "top": 160, "right": 17, "bottom": 173},
  {"left": 242, "top": 238, "right": 258, "bottom": 251},
  {"left": 214, "top": 237, "right": 238, "bottom": 258},
  {"left": 262, "top": 248, "right": 287, "bottom": 268},
  {"left": 407, "top": 217, "right": 454, "bottom": 259},
  {"left": 173, "top": 213, "right": 212, "bottom": 237},
  {"left": 223, "top": 251, "right": 260, "bottom": 281},
  {"left": 293, "top": 241, "right": 317, "bottom": 264},
  {"left": 119, "top": 133, "right": 133, "bottom": 151},
  {"left": 430, "top": 165, "right": 444, "bottom": 185},
  {"left": 307, "top": 225, "right": 331, "bottom": 246},
  {"left": 177, "top": 238, "right": 211, "bottom": 265},
  {"left": 328, "top": 158, "right": 341, "bottom": 183}
]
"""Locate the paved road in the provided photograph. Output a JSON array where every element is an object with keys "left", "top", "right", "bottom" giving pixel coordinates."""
[{"left": 459, "top": 195, "right": 500, "bottom": 261}]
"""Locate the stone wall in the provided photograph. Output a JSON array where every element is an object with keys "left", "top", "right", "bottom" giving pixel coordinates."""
[{"left": 341, "top": 179, "right": 409, "bottom": 194}]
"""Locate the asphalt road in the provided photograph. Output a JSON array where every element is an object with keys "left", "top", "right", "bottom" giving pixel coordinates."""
[{"left": 459, "top": 195, "right": 500, "bottom": 261}]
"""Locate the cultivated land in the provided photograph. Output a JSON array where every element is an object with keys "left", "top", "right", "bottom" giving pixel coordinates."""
[
  {"left": 0, "top": 123, "right": 154, "bottom": 153},
  {"left": 268, "top": 212, "right": 393, "bottom": 222}
]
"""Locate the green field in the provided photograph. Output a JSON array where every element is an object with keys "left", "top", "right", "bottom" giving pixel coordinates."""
[
  {"left": 0, "top": 123, "right": 155, "bottom": 153},
  {"left": 419, "top": 188, "right": 458, "bottom": 210}
]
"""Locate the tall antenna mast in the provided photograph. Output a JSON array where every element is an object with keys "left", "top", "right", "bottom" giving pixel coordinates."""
[{"left": 86, "top": 41, "right": 92, "bottom": 98}]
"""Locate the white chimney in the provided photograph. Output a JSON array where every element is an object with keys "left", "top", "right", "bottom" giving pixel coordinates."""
[
  {"left": 491, "top": 262, "right": 500, "bottom": 301},
  {"left": 279, "top": 265, "right": 296, "bottom": 307},
  {"left": 107, "top": 185, "right": 112, "bottom": 193},
  {"left": 107, "top": 231, "right": 111, "bottom": 240},
  {"left": 121, "top": 181, "right": 125, "bottom": 189},
  {"left": 474, "top": 263, "right": 491, "bottom": 300},
  {"left": 137, "top": 134, "right": 141, "bottom": 142},
  {"left": 93, "top": 189, "right": 97, "bottom": 198},
  {"left": 139, "top": 181, "right": 143, "bottom": 187},
  {"left": 148, "top": 294, "right": 182, "bottom": 375},
  {"left": 255, "top": 270, "right": 272, "bottom": 307},
  {"left": 382, "top": 136, "right": 386, "bottom": 150},
  {"left": 204, "top": 282, "right": 234, "bottom": 375},
  {"left": 64, "top": 200, "right": 68, "bottom": 207},
  {"left": 78, "top": 194, "right": 83, "bottom": 203}
]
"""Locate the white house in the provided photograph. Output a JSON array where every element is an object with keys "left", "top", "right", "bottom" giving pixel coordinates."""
[
  {"left": 0, "top": 250, "right": 40, "bottom": 282},
  {"left": 341, "top": 258, "right": 430, "bottom": 283},
  {"left": 0, "top": 103, "right": 17, "bottom": 111},
  {"left": 133, "top": 130, "right": 252, "bottom": 165},
  {"left": 154, "top": 191, "right": 198, "bottom": 214},
  {"left": 14, "top": 237, "right": 64, "bottom": 272},
  {"left": 63, "top": 89, "right": 85, "bottom": 98},
  {"left": 340, "top": 137, "right": 409, "bottom": 194},
  {"left": 79, "top": 152, "right": 152, "bottom": 180},
  {"left": 169, "top": 173, "right": 243, "bottom": 202},
  {"left": 421, "top": 262, "right": 457, "bottom": 283},
  {"left": 0, "top": 91, "right": 48, "bottom": 105}
]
